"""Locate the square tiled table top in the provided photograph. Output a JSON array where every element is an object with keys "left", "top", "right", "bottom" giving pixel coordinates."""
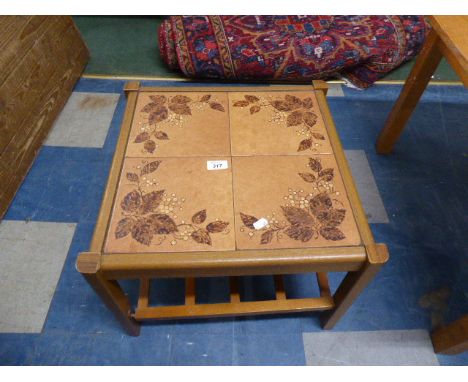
[{"left": 104, "top": 89, "right": 362, "bottom": 254}]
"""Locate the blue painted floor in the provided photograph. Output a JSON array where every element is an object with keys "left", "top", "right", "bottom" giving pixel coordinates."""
[{"left": 0, "top": 79, "right": 467, "bottom": 365}]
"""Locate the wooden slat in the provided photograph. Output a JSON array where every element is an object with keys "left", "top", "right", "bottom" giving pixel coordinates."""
[
  {"left": 274, "top": 275, "right": 287, "bottom": 300},
  {"left": 316, "top": 272, "right": 332, "bottom": 298},
  {"left": 185, "top": 278, "right": 196, "bottom": 305},
  {"left": 137, "top": 278, "right": 150, "bottom": 310},
  {"left": 229, "top": 277, "right": 241, "bottom": 303},
  {"left": 134, "top": 296, "right": 334, "bottom": 321}
]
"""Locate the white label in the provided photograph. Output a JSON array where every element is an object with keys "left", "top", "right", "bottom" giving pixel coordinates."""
[
  {"left": 253, "top": 218, "right": 268, "bottom": 230},
  {"left": 207, "top": 160, "right": 228, "bottom": 171}
]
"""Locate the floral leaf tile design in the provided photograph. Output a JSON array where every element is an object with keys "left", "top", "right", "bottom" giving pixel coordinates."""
[
  {"left": 229, "top": 91, "right": 333, "bottom": 156},
  {"left": 126, "top": 92, "right": 231, "bottom": 157},
  {"left": 105, "top": 157, "right": 236, "bottom": 253},
  {"left": 232, "top": 155, "right": 361, "bottom": 250}
]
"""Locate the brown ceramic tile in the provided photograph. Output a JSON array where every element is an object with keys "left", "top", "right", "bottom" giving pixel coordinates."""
[
  {"left": 126, "top": 92, "right": 231, "bottom": 157},
  {"left": 105, "top": 157, "right": 235, "bottom": 253},
  {"left": 232, "top": 155, "right": 361, "bottom": 250},
  {"left": 229, "top": 91, "right": 333, "bottom": 156}
]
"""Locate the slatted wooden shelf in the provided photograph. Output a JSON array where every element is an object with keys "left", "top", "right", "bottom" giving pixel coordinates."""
[{"left": 133, "top": 274, "right": 334, "bottom": 321}]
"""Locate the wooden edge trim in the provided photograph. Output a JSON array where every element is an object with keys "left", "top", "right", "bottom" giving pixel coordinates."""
[
  {"left": 89, "top": 88, "right": 139, "bottom": 252},
  {"left": 82, "top": 73, "right": 463, "bottom": 86},
  {"left": 76, "top": 252, "right": 101, "bottom": 274},
  {"left": 136, "top": 85, "right": 316, "bottom": 93},
  {"left": 312, "top": 80, "right": 329, "bottom": 96},
  {"left": 134, "top": 296, "right": 334, "bottom": 320},
  {"left": 80, "top": 74, "right": 465, "bottom": 87},
  {"left": 314, "top": 90, "right": 381, "bottom": 262},
  {"left": 100, "top": 247, "right": 367, "bottom": 279}
]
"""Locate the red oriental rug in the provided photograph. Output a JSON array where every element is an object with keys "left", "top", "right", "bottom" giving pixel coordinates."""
[{"left": 158, "top": 16, "right": 429, "bottom": 88}]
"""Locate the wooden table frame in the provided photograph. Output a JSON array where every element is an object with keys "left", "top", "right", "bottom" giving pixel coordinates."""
[{"left": 77, "top": 81, "right": 388, "bottom": 336}]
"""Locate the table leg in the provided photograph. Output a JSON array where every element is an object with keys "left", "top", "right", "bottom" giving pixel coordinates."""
[
  {"left": 76, "top": 252, "right": 140, "bottom": 336},
  {"left": 375, "top": 28, "right": 443, "bottom": 154},
  {"left": 321, "top": 244, "right": 388, "bottom": 329},
  {"left": 431, "top": 315, "right": 468, "bottom": 355}
]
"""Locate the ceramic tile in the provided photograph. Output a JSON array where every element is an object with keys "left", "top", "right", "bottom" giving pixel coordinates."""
[
  {"left": 232, "top": 155, "right": 361, "bottom": 250},
  {"left": 126, "top": 92, "right": 231, "bottom": 157},
  {"left": 105, "top": 157, "right": 235, "bottom": 253},
  {"left": 229, "top": 91, "right": 333, "bottom": 156}
]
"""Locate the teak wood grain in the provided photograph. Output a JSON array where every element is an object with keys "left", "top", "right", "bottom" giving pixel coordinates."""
[{"left": 0, "top": 16, "right": 89, "bottom": 219}]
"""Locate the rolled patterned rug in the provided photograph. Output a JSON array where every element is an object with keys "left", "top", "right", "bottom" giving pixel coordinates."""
[{"left": 158, "top": 15, "right": 429, "bottom": 88}]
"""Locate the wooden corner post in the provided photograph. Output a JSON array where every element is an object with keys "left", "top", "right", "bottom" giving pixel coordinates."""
[
  {"left": 321, "top": 243, "right": 389, "bottom": 329},
  {"left": 124, "top": 81, "right": 140, "bottom": 96},
  {"left": 312, "top": 80, "right": 329, "bottom": 96},
  {"left": 76, "top": 252, "right": 141, "bottom": 336}
]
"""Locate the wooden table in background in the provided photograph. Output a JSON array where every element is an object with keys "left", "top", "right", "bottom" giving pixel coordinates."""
[
  {"left": 375, "top": 15, "right": 468, "bottom": 154},
  {"left": 376, "top": 16, "right": 468, "bottom": 355}
]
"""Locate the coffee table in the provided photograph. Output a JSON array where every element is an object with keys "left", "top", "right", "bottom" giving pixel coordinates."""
[{"left": 77, "top": 81, "right": 388, "bottom": 336}]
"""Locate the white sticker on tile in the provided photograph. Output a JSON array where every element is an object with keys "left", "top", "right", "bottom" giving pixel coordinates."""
[
  {"left": 207, "top": 160, "right": 228, "bottom": 171},
  {"left": 0, "top": 220, "right": 76, "bottom": 333},
  {"left": 44, "top": 92, "right": 120, "bottom": 148},
  {"left": 253, "top": 218, "right": 268, "bottom": 230}
]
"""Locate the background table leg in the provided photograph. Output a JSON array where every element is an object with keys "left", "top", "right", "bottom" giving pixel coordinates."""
[
  {"left": 375, "top": 28, "right": 443, "bottom": 154},
  {"left": 77, "top": 253, "right": 140, "bottom": 336},
  {"left": 431, "top": 315, "right": 468, "bottom": 355}
]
